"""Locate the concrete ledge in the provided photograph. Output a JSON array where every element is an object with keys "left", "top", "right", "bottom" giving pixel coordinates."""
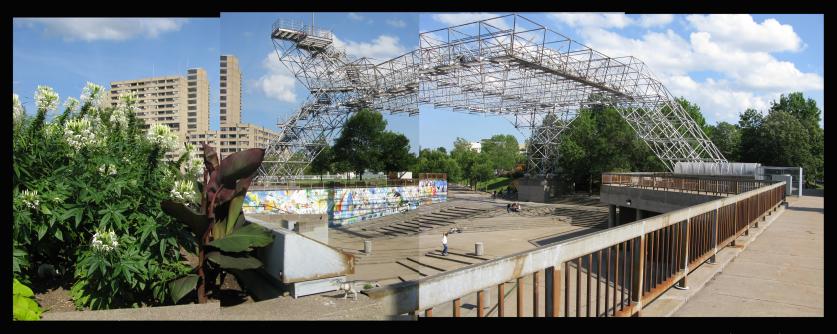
[
  {"left": 42, "top": 301, "right": 222, "bottom": 320},
  {"left": 640, "top": 204, "right": 786, "bottom": 317}
]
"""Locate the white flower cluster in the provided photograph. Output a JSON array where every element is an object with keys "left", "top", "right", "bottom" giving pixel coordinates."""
[
  {"left": 183, "top": 144, "right": 204, "bottom": 177},
  {"left": 63, "top": 97, "right": 80, "bottom": 113},
  {"left": 19, "top": 189, "right": 40, "bottom": 210},
  {"left": 81, "top": 82, "right": 105, "bottom": 110},
  {"left": 146, "top": 123, "right": 178, "bottom": 152},
  {"left": 91, "top": 229, "right": 119, "bottom": 253},
  {"left": 44, "top": 122, "right": 62, "bottom": 138},
  {"left": 13, "top": 94, "right": 25, "bottom": 124},
  {"left": 35, "top": 86, "right": 59, "bottom": 112},
  {"left": 64, "top": 118, "right": 98, "bottom": 151},
  {"left": 98, "top": 163, "right": 117, "bottom": 176},
  {"left": 170, "top": 179, "right": 197, "bottom": 203},
  {"left": 111, "top": 92, "right": 136, "bottom": 129}
]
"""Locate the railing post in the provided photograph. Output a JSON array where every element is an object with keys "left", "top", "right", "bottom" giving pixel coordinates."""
[
  {"left": 517, "top": 276, "right": 525, "bottom": 317},
  {"left": 709, "top": 209, "right": 718, "bottom": 264},
  {"left": 675, "top": 219, "right": 690, "bottom": 290},
  {"left": 545, "top": 268, "right": 553, "bottom": 316},
  {"left": 629, "top": 234, "right": 646, "bottom": 316},
  {"left": 533, "top": 270, "right": 540, "bottom": 317},
  {"left": 498, "top": 283, "right": 505, "bottom": 317},
  {"left": 453, "top": 298, "right": 461, "bottom": 317},
  {"left": 477, "top": 289, "right": 485, "bottom": 317}
]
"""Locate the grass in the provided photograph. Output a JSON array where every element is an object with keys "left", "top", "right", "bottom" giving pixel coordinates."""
[{"left": 475, "top": 176, "right": 513, "bottom": 193}]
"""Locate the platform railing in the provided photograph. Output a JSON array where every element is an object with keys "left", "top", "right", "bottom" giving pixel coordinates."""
[
  {"left": 367, "top": 179, "right": 786, "bottom": 317},
  {"left": 602, "top": 172, "right": 774, "bottom": 196}
]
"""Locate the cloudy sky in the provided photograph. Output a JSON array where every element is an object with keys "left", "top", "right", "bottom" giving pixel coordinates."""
[{"left": 13, "top": 13, "right": 823, "bottom": 152}]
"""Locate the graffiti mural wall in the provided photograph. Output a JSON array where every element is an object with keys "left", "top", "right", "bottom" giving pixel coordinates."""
[{"left": 244, "top": 179, "right": 448, "bottom": 226}]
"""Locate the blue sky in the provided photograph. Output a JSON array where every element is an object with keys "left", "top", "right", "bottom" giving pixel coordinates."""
[{"left": 14, "top": 14, "right": 823, "bottom": 153}]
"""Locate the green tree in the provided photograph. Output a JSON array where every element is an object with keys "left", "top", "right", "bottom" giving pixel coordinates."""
[
  {"left": 769, "top": 92, "right": 823, "bottom": 183},
  {"left": 737, "top": 108, "right": 766, "bottom": 163},
  {"left": 379, "top": 131, "right": 415, "bottom": 176},
  {"left": 707, "top": 122, "right": 741, "bottom": 162},
  {"left": 450, "top": 138, "right": 480, "bottom": 188},
  {"left": 306, "top": 140, "right": 335, "bottom": 176},
  {"left": 757, "top": 111, "right": 812, "bottom": 168},
  {"left": 332, "top": 109, "right": 387, "bottom": 179},
  {"left": 676, "top": 97, "right": 711, "bottom": 135},
  {"left": 480, "top": 134, "right": 521, "bottom": 173},
  {"left": 414, "top": 148, "right": 462, "bottom": 182}
]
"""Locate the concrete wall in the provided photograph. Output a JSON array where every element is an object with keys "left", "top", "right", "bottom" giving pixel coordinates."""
[
  {"left": 243, "top": 179, "right": 448, "bottom": 226},
  {"left": 517, "top": 176, "right": 552, "bottom": 202},
  {"left": 249, "top": 217, "right": 354, "bottom": 284},
  {"left": 600, "top": 185, "right": 722, "bottom": 214}
]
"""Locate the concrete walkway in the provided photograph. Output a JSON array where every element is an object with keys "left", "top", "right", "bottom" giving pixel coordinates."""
[{"left": 672, "top": 194, "right": 823, "bottom": 317}]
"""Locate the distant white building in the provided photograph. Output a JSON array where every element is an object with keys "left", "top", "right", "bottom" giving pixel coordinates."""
[
  {"left": 469, "top": 142, "right": 482, "bottom": 153},
  {"left": 518, "top": 143, "right": 526, "bottom": 154}
]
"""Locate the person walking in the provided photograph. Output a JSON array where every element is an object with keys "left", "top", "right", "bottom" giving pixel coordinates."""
[
  {"left": 442, "top": 232, "right": 449, "bottom": 256},
  {"left": 507, "top": 203, "right": 511, "bottom": 213}
]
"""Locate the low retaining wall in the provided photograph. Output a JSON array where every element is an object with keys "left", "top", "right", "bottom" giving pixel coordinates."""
[{"left": 243, "top": 179, "right": 447, "bottom": 226}]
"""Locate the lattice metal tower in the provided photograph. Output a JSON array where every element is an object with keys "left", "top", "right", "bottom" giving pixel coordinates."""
[{"left": 259, "top": 14, "right": 726, "bottom": 182}]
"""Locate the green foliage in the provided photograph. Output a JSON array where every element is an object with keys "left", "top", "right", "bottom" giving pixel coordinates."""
[
  {"left": 162, "top": 146, "right": 273, "bottom": 304},
  {"left": 480, "top": 134, "right": 522, "bottom": 172},
  {"left": 333, "top": 109, "right": 387, "bottom": 177},
  {"left": 330, "top": 109, "right": 415, "bottom": 178},
  {"left": 557, "top": 105, "right": 665, "bottom": 192},
  {"left": 13, "top": 278, "right": 42, "bottom": 321},
  {"left": 414, "top": 148, "right": 462, "bottom": 182},
  {"left": 12, "top": 84, "right": 193, "bottom": 310},
  {"left": 707, "top": 122, "right": 741, "bottom": 162}
]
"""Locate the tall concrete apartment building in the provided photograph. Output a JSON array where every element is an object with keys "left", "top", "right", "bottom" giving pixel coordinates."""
[
  {"left": 107, "top": 55, "right": 277, "bottom": 162},
  {"left": 219, "top": 55, "right": 241, "bottom": 127},
  {"left": 188, "top": 55, "right": 277, "bottom": 160},
  {"left": 107, "top": 69, "right": 209, "bottom": 159}
]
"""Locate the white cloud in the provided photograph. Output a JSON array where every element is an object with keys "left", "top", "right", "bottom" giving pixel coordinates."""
[
  {"left": 256, "top": 51, "right": 297, "bottom": 103},
  {"left": 686, "top": 14, "right": 803, "bottom": 53},
  {"left": 549, "top": 13, "right": 633, "bottom": 29},
  {"left": 638, "top": 14, "right": 674, "bottom": 28},
  {"left": 332, "top": 34, "right": 408, "bottom": 61},
  {"left": 560, "top": 14, "right": 821, "bottom": 123},
  {"left": 16, "top": 18, "right": 186, "bottom": 42},
  {"left": 347, "top": 13, "right": 365, "bottom": 21},
  {"left": 386, "top": 19, "right": 407, "bottom": 28},
  {"left": 431, "top": 13, "right": 510, "bottom": 30}
]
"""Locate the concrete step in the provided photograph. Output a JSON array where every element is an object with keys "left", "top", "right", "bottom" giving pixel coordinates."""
[
  {"left": 414, "top": 254, "right": 475, "bottom": 270},
  {"left": 395, "top": 259, "right": 442, "bottom": 277}
]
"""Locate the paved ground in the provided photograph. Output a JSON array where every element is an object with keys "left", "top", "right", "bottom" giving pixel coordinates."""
[{"left": 669, "top": 192, "right": 823, "bottom": 317}]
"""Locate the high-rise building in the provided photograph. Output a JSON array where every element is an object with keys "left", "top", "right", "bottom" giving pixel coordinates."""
[
  {"left": 187, "top": 54, "right": 276, "bottom": 161},
  {"left": 107, "top": 55, "right": 276, "bottom": 163},
  {"left": 186, "top": 68, "right": 210, "bottom": 132},
  {"left": 219, "top": 55, "right": 242, "bottom": 127},
  {"left": 107, "top": 73, "right": 208, "bottom": 160}
]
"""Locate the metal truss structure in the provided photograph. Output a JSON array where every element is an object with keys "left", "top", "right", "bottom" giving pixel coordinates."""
[{"left": 259, "top": 14, "right": 726, "bottom": 182}]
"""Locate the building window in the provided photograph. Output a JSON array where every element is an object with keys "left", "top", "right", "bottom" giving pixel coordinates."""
[
  {"left": 220, "top": 103, "right": 226, "bottom": 107},
  {"left": 187, "top": 75, "right": 197, "bottom": 81},
  {"left": 188, "top": 69, "right": 198, "bottom": 74},
  {"left": 221, "top": 116, "right": 227, "bottom": 121},
  {"left": 188, "top": 112, "right": 197, "bottom": 117},
  {"left": 220, "top": 96, "right": 226, "bottom": 101},
  {"left": 220, "top": 89, "right": 226, "bottom": 94},
  {"left": 188, "top": 94, "right": 197, "bottom": 99},
  {"left": 221, "top": 69, "right": 227, "bottom": 74},
  {"left": 188, "top": 124, "right": 196, "bottom": 129},
  {"left": 188, "top": 118, "right": 196, "bottom": 123},
  {"left": 220, "top": 82, "right": 226, "bottom": 87},
  {"left": 188, "top": 99, "right": 196, "bottom": 104},
  {"left": 188, "top": 81, "right": 196, "bottom": 86},
  {"left": 221, "top": 55, "right": 227, "bottom": 60}
]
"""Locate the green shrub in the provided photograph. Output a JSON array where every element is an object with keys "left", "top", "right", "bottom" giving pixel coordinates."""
[
  {"left": 13, "top": 278, "right": 42, "bottom": 320},
  {"left": 12, "top": 84, "right": 201, "bottom": 309}
]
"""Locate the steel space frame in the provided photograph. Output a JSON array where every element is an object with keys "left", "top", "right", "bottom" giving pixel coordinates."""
[{"left": 259, "top": 14, "right": 726, "bottom": 182}]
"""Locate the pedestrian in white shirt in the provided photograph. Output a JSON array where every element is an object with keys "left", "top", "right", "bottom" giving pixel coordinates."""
[{"left": 442, "top": 233, "right": 449, "bottom": 256}]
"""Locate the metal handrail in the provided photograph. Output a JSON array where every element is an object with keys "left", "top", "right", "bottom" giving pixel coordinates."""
[{"left": 367, "top": 180, "right": 786, "bottom": 317}]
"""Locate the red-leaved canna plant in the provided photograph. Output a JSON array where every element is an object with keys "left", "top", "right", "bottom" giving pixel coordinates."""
[{"left": 161, "top": 144, "right": 272, "bottom": 304}]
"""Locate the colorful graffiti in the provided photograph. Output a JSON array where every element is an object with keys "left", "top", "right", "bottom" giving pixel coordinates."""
[{"left": 243, "top": 179, "right": 448, "bottom": 226}]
